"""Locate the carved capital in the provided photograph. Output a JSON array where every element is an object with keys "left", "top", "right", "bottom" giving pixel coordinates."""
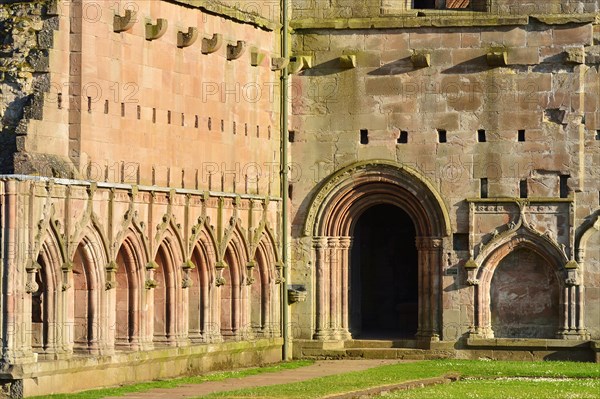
[
  {"left": 215, "top": 276, "right": 226, "bottom": 287},
  {"left": 105, "top": 281, "right": 117, "bottom": 290},
  {"left": 25, "top": 281, "right": 39, "bottom": 294},
  {"left": 338, "top": 237, "right": 352, "bottom": 249},
  {"left": 313, "top": 237, "right": 328, "bottom": 249},
  {"left": 182, "top": 277, "right": 192, "bottom": 289},
  {"left": 416, "top": 236, "right": 443, "bottom": 250},
  {"left": 145, "top": 279, "right": 158, "bottom": 289}
]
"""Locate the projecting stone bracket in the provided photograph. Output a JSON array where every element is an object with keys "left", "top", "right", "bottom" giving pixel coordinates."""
[
  {"left": 202, "top": 34, "right": 223, "bottom": 54},
  {"left": 288, "top": 55, "right": 313, "bottom": 74},
  {"left": 486, "top": 50, "right": 507, "bottom": 66},
  {"left": 227, "top": 41, "right": 247, "bottom": 60},
  {"left": 339, "top": 54, "right": 357, "bottom": 68},
  {"left": 251, "top": 49, "right": 266, "bottom": 66},
  {"left": 411, "top": 51, "right": 431, "bottom": 67},
  {"left": 114, "top": 10, "right": 136, "bottom": 33},
  {"left": 177, "top": 27, "right": 198, "bottom": 48},
  {"left": 145, "top": 18, "right": 168, "bottom": 41},
  {"left": 271, "top": 57, "right": 289, "bottom": 71}
]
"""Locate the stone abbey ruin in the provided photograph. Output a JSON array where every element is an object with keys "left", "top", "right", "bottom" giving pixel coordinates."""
[{"left": 0, "top": 0, "right": 599, "bottom": 396}]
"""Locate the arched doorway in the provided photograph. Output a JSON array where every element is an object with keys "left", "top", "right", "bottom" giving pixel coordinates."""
[
  {"left": 351, "top": 204, "right": 418, "bottom": 338},
  {"left": 305, "top": 161, "right": 451, "bottom": 341}
]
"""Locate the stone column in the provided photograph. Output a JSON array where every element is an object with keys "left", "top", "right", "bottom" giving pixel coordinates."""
[
  {"left": 1, "top": 181, "right": 35, "bottom": 364},
  {"left": 313, "top": 237, "right": 330, "bottom": 340},
  {"left": 415, "top": 237, "right": 442, "bottom": 341},
  {"left": 327, "top": 237, "right": 340, "bottom": 338},
  {"left": 339, "top": 237, "right": 352, "bottom": 340}
]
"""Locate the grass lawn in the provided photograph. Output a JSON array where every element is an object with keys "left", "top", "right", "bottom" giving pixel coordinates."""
[
  {"left": 201, "top": 360, "right": 600, "bottom": 399},
  {"left": 29, "top": 360, "right": 313, "bottom": 399},
  {"left": 380, "top": 378, "right": 600, "bottom": 399}
]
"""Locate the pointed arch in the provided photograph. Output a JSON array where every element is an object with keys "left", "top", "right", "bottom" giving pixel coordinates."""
[
  {"left": 114, "top": 229, "right": 148, "bottom": 349},
  {"left": 251, "top": 231, "right": 280, "bottom": 337},
  {"left": 32, "top": 228, "right": 64, "bottom": 355},
  {"left": 153, "top": 232, "right": 184, "bottom": 345},
  {"left": 189, "top": 227, "right": 218, "bottom": 342},
  {"left": 220, "top": 226, "right": 249, "bottom": 340},
  {"left": 71, "top": 225, "right": 107, "bottom": 353}
]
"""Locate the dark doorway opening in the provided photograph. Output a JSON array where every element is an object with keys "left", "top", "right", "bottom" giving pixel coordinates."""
[{"left": 350, "top": 204, "right": 418, "bottom": 338}]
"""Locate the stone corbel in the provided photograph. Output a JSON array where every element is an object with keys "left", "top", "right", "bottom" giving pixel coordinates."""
[
  {"left": 411, "top": 51, "right": 431, "bottom": 68},
  {"left": 25, "top": 260, "right": 42, "bottom": 294},
  {"left": 144, "top": 261, "right": 158, "bottom": 289},
  {"left": 339, "top": 54, "right": 357, "bottom": 68},
  {"left": 565, "top": 259, "right": 580, "bottom": 286},
  {"left": 61, "top": 261, "right": 73, "bottom": 291},
  {"left": 202, "top": 34, "right": 223, "bottom": 54},
  {"left": 251, "top": 49, "right": 266, "bottom": 67},
  {"left": 105, "top": 260, "right": 117, "bottom": 290},
  {"left": 114, "top": 10, "right": 137, "bottom": 33},
  {"left": 215, "top": 261, "right": 227, "bottom": 287},
  {"left": 464, "top": 258, "right": 479, "bottom": 286},
  {"left": 271, "top": 57, "right": 289, "bottom": 71},
  {"left": 486, "top": 50, "right": 507, "bottom": 66},
  {"left": 227, "top": 41, "right": 247, "bottom": 60},
  {"left": 288, "top": 55, "right": 312, "bottom": 74},
  {"left": 565, "top": 47, "right": 585, "bottom": 64},
  {"left": 245, "top": 261, "right": 256, "bottom": 285},
  {"left": 177, "top": 27, "right": 199, "bottom": 48},
  {"left": 275, "top": 261, "right": 285, "bottom": 284},
  {"left": 145, "top": 18, "right": 168, "bottom": 41}
]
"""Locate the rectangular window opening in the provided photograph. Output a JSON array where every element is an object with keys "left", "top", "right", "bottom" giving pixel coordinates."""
[
  {"left": 152, "top": 108, "right": 156, "bottom": 123},
  {"left": 181, "top": 113, "right": 185, "bottom": 127},
  {"left": 136, "top": 105, "right": 141, "bottom": 120},
  {"left": 478, "top": 129, "right": 486, "bottom": 143},
  {"left": 413, "top": 0, "right": 435, "bottom": 9},
  {"left": 104, "top": 100, "right": 109, "bottom": 114},
  {"left": 195, "top": 115, "right": 199, "bottom": 128},
  {"left": 221, "top": 119, "right": 224, "bottom": 132},
  {"left": 57, "top": 93, "right": 62, "bottom": 109},
  {"left": 560, "top": 175, "right": 569, "bottom": 198},
  {"left": 167, "top": 110, "right": 171, "bottom": 124},
  {"left": 518, "top": 129, "right": 526, "bottom": 142},
  {"left": 437, "top": 129, "right": 447, "bottom": 143},
  {"left": 87, "top": 97, "right": 92, "bottom": 113},
  {"left": 480, "top": 178, "right": 488, "bottom": 199},
  {"left": 596, "top": 130, "right": 600, "bottom": 140},
  {"left": 519, "top": 179, "right": 528, "bottom": 198},
  {"left": 397, "top": 131, "right": 408, "bottom": 144},
  {"left": 453, "top": 233, "right": 469, "bottom": 251},
  {"left": 288, "top": 184, "right": 293, "bottom": 200},
  {"left": 257, "top": 125, "right": 260, "bottom": 138},
  {"left": 289, "top": 130, "right": 295, "bottom": 143},
  {"left": 121, "top": 103, "right": 125, "bottom": 117},
  {"left": 360, "top": 129, "right": 369, "bottom": 145}
]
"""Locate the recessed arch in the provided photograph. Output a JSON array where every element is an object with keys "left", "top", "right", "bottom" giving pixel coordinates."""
[
  {"left": 114, "top": 231, "right": 147, "bottom": 349},
  {"left": 473, "top": 233, "right": 567, "bottom": 339}
]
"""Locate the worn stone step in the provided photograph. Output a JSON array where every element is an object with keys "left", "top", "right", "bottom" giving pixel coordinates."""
[
  {"left": 345, "top": 348, "right": 452, "bottom": 360},
  {"left": 344, "top": 339, "right": 419, "bottom": 349}
]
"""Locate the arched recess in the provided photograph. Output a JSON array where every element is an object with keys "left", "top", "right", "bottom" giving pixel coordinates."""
[
  {"left": 251, "top": 232, "right": 280, "bottom": 337},
  {"left": 189, "top": 229, "right": 218, "bottom": 342},
  {"left": 114, "top": 231, "right": 147, "bottom": 350},
  {"left": 304, "top": 160, "right": 450, "bottom": 341},
  {"left": 220, "top": 227, "right": 249, "bottom": 340},
  {"left": 576, "top": 213, "right": 600, "bottom": 339},
  {"left": 32, "top": 236, "right": 63, "bottom": 356},
  {"left": 473, "top": 232, "right": 568, "bottom": 339},
  {"left": 152, "top": 234, "right": 184, "bottom": 346},
  {"left": 71, "top": 231, "right": 106, "bottom": 353}
]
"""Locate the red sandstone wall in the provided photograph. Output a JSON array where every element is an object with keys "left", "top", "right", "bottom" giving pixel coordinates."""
[{"left": 23, "top": 0, "right": 282, "bottom": 195}]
